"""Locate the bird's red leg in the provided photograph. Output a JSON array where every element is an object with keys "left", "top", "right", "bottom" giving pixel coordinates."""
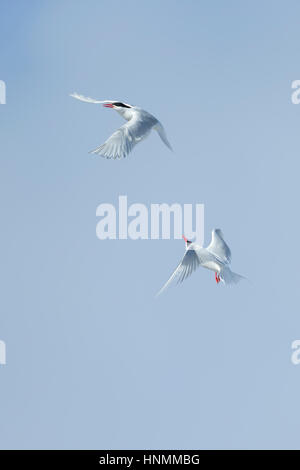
[
  {"left": 218, "top": 274, "right": 221, "bottom": 283},
  {"left": 215, "top": 272, "right": 218, "bottom": 283}
]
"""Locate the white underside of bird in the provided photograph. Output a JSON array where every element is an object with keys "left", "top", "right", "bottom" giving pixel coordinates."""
[
  {"left": 157, "top": 229, "right": 245, "bottom": 296},
  {"left": 70, "top": 93, "right": 172, "bottom": 159}
]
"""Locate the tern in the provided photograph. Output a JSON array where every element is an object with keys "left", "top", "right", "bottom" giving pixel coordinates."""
[
  {"left": 157, "top": 229, "right": 245, "bottom": 296},
  {"left": 70, "top": 93, "right": 172, "bottom": 159}
]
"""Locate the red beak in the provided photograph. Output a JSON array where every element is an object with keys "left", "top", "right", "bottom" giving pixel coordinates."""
[
  {"left": 182, "top": 235, "right": 188, "bottom": 243},
  {"left": 103, "top": 103, "right": 114, "bottom": 108}
]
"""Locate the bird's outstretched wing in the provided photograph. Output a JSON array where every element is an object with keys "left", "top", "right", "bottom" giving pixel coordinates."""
[
  {"left": 207, "top": 229, "right": 231, "bottom": 263},
  {"left": 90, "top": 116, "right": 153, "bottom": 159},
  {"left": 70, "top": 93, "right": 114, "bottom": 104},
  {"left": 156, "top": 248, "right": 201, "bottom": 297}
]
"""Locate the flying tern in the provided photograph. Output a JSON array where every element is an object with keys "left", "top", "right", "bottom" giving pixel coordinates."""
[
  {"left": 157, "top": 229, "right": 245, "bottom": 296},
  {"left": 70, "top": 93, "right": 172, "bottom": 159}
]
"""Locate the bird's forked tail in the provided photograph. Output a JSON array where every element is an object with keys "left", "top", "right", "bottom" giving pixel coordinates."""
[
  {"left": 219, "top": 266, "right": 245, "bottom": 285},
  {"left": 154, "top": 123, "right": 173, "bottom": 151}
]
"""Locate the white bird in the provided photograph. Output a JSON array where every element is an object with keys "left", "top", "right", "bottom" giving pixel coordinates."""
[
  {"left": 70, "top": 93, "right": 172, "bottom": 159},
  {"left": 157, "top": 229, "right": 245, "bottom": 296}
]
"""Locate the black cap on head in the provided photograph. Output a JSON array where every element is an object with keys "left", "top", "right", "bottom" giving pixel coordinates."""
[{"left": 113, "top": 102, "right": 131, "bottom": 108}]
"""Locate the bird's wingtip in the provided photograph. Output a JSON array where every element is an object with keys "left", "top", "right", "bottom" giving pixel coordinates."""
[{"left": 155, "top": 288, "right": 163, "bottom": 298}]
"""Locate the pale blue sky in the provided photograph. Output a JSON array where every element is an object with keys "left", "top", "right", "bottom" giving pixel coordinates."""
[{"left": 0, "top": 0, "right": 300, "bottom": 449}]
